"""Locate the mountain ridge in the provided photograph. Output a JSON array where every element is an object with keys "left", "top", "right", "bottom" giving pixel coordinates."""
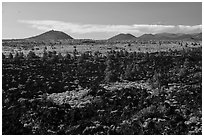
[
  {"left": 108, "top": 32, "right": 202, "bottom": 41},
  {"left": 2, "top": 30, "right": 202, "bottom": 41}
]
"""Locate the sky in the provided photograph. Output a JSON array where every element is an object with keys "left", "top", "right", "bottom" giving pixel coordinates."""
[{"left": 2, "top": 2, "right": 202, "bottom": 40}]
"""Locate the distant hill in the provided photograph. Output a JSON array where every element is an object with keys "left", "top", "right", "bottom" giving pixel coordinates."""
[
  {"left": 190, "top": 33, "right": 202, "bottom": 40},
  {"left": 26, "top": 30, "right": 73, "bottom": 41},
  {"left": 108, "top": 33, "right": 137, "bottom": 41},
  {"left": 138, "top": 34, "right": 155, "bottom": 40},
  {"left": 108, "top": 32, "right": 202, "bottom": 41},
  {"left": 138, "top": 32, "right": 202, "bottom": 41}
]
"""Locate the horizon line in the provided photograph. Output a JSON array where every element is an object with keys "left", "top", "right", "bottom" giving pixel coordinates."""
[{"left": 2, "top": 30, "right": 202, "bottom": 41}]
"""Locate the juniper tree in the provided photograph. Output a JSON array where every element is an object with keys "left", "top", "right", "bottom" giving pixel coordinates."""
[
  {"left": 124, "top": 64, "right": 133, "bottom": 80},
  {"left": 27, "top": 51, "right": 36, "bottom": 60},
  {"left": 2, "top": 53, "right": 6, "bottom": 59},
  {"left": 104, "top": 53, "right": 118, "bottom": 82},
  {"left": 65, "top": 52, "right": 71, "bottom": 60},
  {"left": 14, "top": 52, "right": 20, "bottom": 61},
  {"left": 57, "top": 52, "right": 63, "bottom": 60},
  {"left": 8, "top": 53, "right": 13, "bottom": 59},
  {"left": 42, "top": 50, "right": 48, "bottom": 61}
]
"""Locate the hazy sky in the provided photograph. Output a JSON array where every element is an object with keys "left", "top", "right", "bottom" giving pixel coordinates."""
[{"left": 2, "top": 2, "right": 202, "bottom": 39}]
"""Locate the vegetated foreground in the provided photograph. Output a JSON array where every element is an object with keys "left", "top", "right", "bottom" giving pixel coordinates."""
[{"left": 2, "top": 46, "right": 202, "bottom": 135}]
